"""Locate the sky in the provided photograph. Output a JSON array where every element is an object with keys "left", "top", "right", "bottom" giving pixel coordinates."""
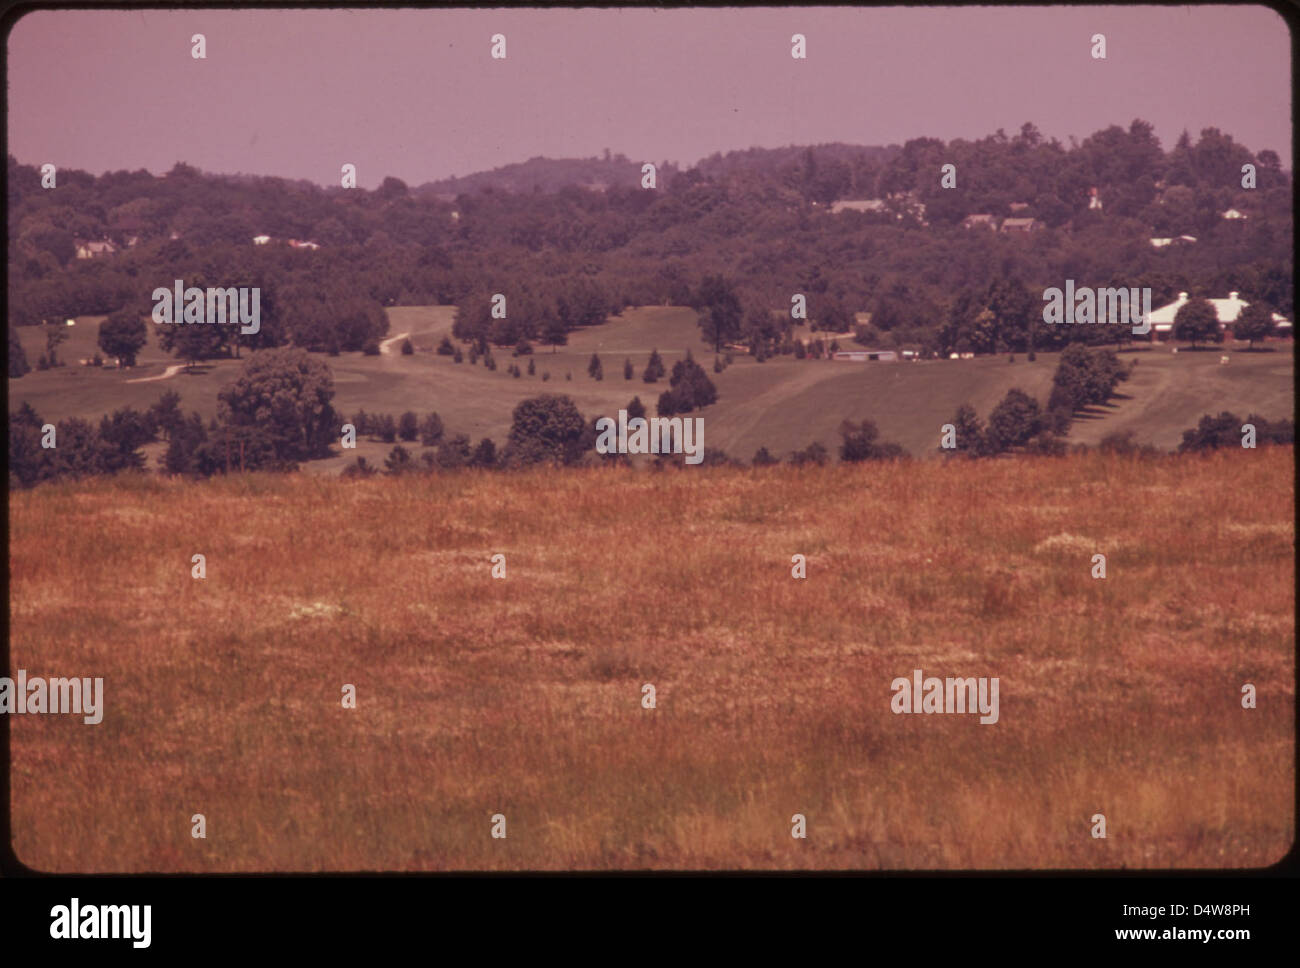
[{"left": 5, "top": 6, "right": 1292, "bottom": 188}]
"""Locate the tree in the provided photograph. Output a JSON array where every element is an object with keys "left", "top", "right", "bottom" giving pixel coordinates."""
[
  {"left": 789, "top": 441, "right": 829, "bottom": 466},
  {"left": 436, "top": 335, "right": 455, "bottom": 355},
  {"left": 659, "top": 351, "right": 718, "bottom": 414},
  {"left": 44, "top": 325, "right": 69, "bottom": 367},
  {"left": 376, "top": 413, "right": 397, "bottom": 443},
  {"left": 623, "top": 357, "right": 634, "bottom": 380},
  {"left": 588, "top": 352, "right": 603, "bottom": 381},
  {"left": 398, "top": 411, "right": 419, "bottom": 442},
  {"left": 542, "top": 306, "right": 568, "bottom": 352},
  {"left": 162, "top": 317, "right": 224, "bottom": 370},
  {"left": 942, "top": 404, "right": 987, "bottom": 456},
  {"left": 471, "top": 438, "right": 498, "bottom": 468},
  {"left": 400, "top": 338, "right": 414, "bottom": 355},
  {"left": 986, "top": 388, "right": 1043, "bottom": 452},
  {"left": 1232, "top": 302, "right": 1275, "bottom": 348},
  {"left": 8, "top": 325, "right": 30, "bottom": 377},
  {"left": 752, "top": 446, "right": 778, "bottom": 466},
  {"left": 693, "top": 275, "right": 743, "bottom": 353},
  {"left": 148, "top": 389, "right": 183, "bottom": 441},
  {"left": 419, "top": 412, "right": 445, "bottom": 446},
  {"left": 642, "top": 348, "right": 666, "bottom": 383},
  {"left": 1178, "top": 411, "right": 1243, "bottom": 452},
  {"left": 626, "top": 396, "right": 647, "bottom": 422},
  {"left": 1173, "top": 296, "right": 1219, "bottom": 347},
  {"left": 506, "top": 394, "right": 589, "bottom": 466},
  {"left": 839, "top": 419, "right": 906, "bottom": 461},
  {"left": 437, "top": 433, "right": 472, "bottom": 469},
  {"left": 216, "top": 348, "right": 337, "bottom": 465},
  {"left": 384, "top": 445, "right": 413, "bottom": 475},
  {"left": 98, "top": 308, "right": 148, "bottom": 367}
]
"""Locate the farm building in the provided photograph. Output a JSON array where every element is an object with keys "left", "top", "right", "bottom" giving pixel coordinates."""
[
  {"left": 1221, "top": 208, "right": 1248, "bottom": 220},
  {"left": 1149, "top": 235, "right": 1197, "bottom": 248},
  {"left": 834, "top": 349, "right": 898, "bottom": 362},
  {"left": 831, "top": 199, "right": 887, "bottom": 215},
  {"left": 1146, "top": 291, "right": 1292, "bottom": 340},
  {"left": 962, "top": 214, "right": 998, "bottom": 230},
  {"left": 1000, "top": 217, "right": 1041, "bottom": 234},
  {"left": 75, "top": 240, "right": 116, "bottom": 259}
]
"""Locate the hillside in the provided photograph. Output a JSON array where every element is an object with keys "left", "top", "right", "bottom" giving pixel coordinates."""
[{"left": 10, "top": 308, "right": 1294, "bottom": 472}]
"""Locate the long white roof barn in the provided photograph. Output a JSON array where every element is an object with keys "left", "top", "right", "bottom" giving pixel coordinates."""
[{"left": 1146, "top": 291, "right": 1291, "bottom": 336}]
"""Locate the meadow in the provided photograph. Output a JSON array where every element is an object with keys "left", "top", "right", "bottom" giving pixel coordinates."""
[
  {"left": 8, "top": 447, "right": 1294, "bottom": 871},
  {"left": 10, "top": 309, "right": 1295, "bottom": 473}
]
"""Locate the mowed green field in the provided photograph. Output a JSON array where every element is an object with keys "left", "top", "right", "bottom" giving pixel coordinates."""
[{"left": 9, "top": 308, "right": 1295, "bottom": 469}]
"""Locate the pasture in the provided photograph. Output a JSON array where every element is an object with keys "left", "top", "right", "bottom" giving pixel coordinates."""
[{"left": 8, "top": 448, "right": 1293, "bottom": 870}]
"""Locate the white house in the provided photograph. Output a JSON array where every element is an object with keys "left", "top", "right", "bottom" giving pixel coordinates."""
[
  {"left": 75, "top": 240, "right": 116, "bottom": 259},
  {"left": 252, "top": 234, "right": 272, "bottom": 245},
  {"left": 1221, "top": 208, "right": 1248, "bottom": 220},
  {"left": 1149, "top": 235, "right": 1197, "bottom": 248},
  {"left": 1146, "top": 291, "right": 1291, "bottom": 340},
  {"left": 831, "top": 199, "right": 887, "bottom": 215}
]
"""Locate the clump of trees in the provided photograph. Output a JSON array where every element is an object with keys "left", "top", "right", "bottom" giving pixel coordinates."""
[
  {"left": 656, "top": 351, "right": 718, "bottom": 416},
  {"left": 942, "top": 387, "right": 1062, "bottom": 457},
  {"left": 838, "top": 420, "right": 906, "bottom": 461},
  {"left": 1179, "top": 412, "right": 1294, "bottom": 452},
  {"left": 1045, "top": 344, "right": 1129, "bottom": 431}
]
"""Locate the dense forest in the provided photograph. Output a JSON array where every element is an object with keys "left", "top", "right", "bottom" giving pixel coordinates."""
[{"left": 7, "top": 120, "right": 1292, "bottom": 368}]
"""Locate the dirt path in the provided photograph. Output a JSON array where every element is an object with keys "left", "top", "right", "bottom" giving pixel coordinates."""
[
  {"left": 125, "top": 363, "right": 187, "bottom": 384},
  {"left": 379, "top": 332, "right": 410, "bottom": 356}
]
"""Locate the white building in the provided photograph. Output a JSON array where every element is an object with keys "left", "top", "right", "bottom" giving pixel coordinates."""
[
  {"left": 1149, "top": 235, "right": 1197, "bottom": 248},
  {"left": 1146, "top": 291, "right": 1291, "bottom": 340}
]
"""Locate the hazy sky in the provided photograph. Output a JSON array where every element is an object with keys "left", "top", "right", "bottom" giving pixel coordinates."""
[{"left": 6, "top": 6, "right": 1291, "bottom": 188}]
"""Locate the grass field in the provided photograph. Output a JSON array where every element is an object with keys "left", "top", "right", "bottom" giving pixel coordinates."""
[
  {"left": 9, "top": 310, "right": 1295, "bottom": 471},
  {"left": 8, "top": 448, "right": 1293, "bottom": 871}
]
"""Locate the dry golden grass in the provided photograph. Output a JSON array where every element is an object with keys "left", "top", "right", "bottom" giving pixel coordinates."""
[{"left": 8, "top": 448, "right": 1294, "bottom": 871}]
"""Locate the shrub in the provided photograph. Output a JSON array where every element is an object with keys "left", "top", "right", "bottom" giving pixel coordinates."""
[
  {"left": 752, "top": 446, "right": 778, "bottom": 466},
  {"left": 588, "top": 353, "right": 603, "bottom": 381},
  {"left": 398, "top": 411, "right": 419, "bottom": 442},
  {"left": 527, "top": 358, "right": 535, "bottom": 376},
  {"left": 839, "top": 419, "right": 907, "bottom": 461},
  {"left": 453, "top": 348, "right": 464, "bottom": 363},
  {"left": 341, "top": 456, "right": 377, "bottom": 478},
  {"left": 377, "top": 413, "right": 397, "bottom": 443},
  {"left": 400, "top": 338, "right": 414, "bottom": 356},
  {"left": 642, "top": 348, "right": 666, "bottom": 383},
  {"left": 384, "top": 445, "right": 413, "bottom": 475},
  {"left": 436, "top": 335, "right": 456, "bottom": 356},
  {"left": 1099, "top": 429, "right": 1157, "bottom": 457},
  {"left": 362, "top": 339, "right": 380, "bottom": 356},
  {"left": 789, "top": 442, "right": 829, "bottom": 466},
  {"left": 624, "top": 357, "right": 634, "bottom": 380}
]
